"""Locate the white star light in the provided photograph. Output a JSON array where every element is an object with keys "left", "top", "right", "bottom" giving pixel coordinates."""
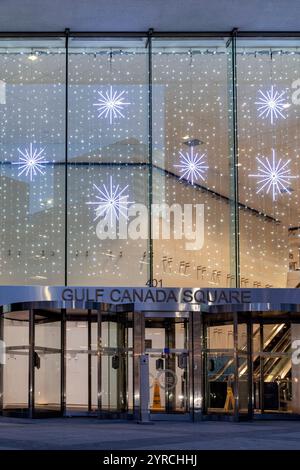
[
  {"left": 12, "top": 143, "right": 49, "bottom": 180},
  {"left": 93, "top": 86, "right": 130, "bottom": 124},
  {"left": 86, "top": 176, "right": 133, "bottom": 223},
  {"left": 255, "top": 86, "right": 287, "bottom": 124},
  {"left": 249, "top": 149, "right": 297, "bottom": 201},
  {"left": 174, "top": 147, "right": 208, "bottom": 185}
]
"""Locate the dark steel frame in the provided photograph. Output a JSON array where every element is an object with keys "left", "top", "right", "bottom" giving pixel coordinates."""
[{"left": 1, "top": 31, "right": 300, "bottom": 37}]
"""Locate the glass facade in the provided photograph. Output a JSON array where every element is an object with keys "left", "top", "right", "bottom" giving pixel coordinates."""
[
  {"left": 1, "top": 33, "right": 299, "bottom": 289},
  {"left": 2, "top": 33, "right": 300, "bottom": 422}
]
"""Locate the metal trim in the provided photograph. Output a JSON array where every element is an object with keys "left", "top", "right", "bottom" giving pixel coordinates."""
[{"left": 0, "top": 30, "right": 299, "bottom": 39}]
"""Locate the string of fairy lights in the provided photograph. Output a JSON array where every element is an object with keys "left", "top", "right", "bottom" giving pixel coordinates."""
[{"left": 0, "top": 43, "right": 300, "bottom": 287}]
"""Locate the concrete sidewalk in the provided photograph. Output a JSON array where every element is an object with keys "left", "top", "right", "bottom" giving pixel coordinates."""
[{"left": 0, "top": 417, "right": 300, "bottom": 450}]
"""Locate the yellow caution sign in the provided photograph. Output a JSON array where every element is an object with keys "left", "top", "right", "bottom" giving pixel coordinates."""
[
  {"left": 224, "top": 386, "right": 235, "bottom": 412},
  {"left": 152, "top": 378, "right": 162, "bottom": 410}
]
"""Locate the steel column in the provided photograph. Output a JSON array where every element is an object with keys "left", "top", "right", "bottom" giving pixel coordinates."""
[
  {"left": 61, "top": 308, "right": 66, "bottom": 415},
  {"left": 133, "top": 311, "right": 145, "bottom": 421},
  {"left": 189, "top": 311, "right": 203, "bottom": 421},
  {"left": 28, "top": 309, "right": 35, "bottom": 418}
]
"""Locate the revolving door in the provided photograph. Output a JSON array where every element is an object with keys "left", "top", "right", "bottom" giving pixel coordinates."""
[{"left": 0, "top": 304, "right": 133, "bottom": 418}]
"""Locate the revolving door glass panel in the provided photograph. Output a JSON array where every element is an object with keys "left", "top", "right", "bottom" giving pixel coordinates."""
[
  {"left": 1, "top": 311, "right": 30, "bottom": 416},
  {"left": 253, "top": 322, "right": 296, "bottom": 415},
  {"left": 204, "top": 319, "right": 235, "bottom": 415},
  {"left": 204, "top": 314, "right": 251, "bottom": 417},
  {"left": 66, "top": 309, "right": 133, "bottom": 416},
  {"left": 34, "top": 311, "right": 62, "bottom": 416},
  {"left": 100, "top": 312, "right": 133, "bottom": 415},
  {"left": 66, "top": 310, "right": 98, "bottom": 415},
  {"left": 145, "top": 318, "right": 189, "bottom": 414}
]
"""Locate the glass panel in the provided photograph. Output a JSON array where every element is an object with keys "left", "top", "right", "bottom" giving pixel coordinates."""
[
  {"left": 101, "top": 312, "right": 132, "bottom": 413},
  {"left": 206, "top": 352, "right": 235, "bottom": 414},
  {"left": 237, "top": 322, "right": 249, "bottom": 414},
  {"left": 34, "top": 312, "right": 61, "bottom": 415},
  {"left": 152, "top": 38, "right": 234, "bottom": 288},
  {"left": 291, "top": 323, "right": 300, "bottom": 414},
  {"left": 253, "top": 322, "right": 295, "bottom": 414},
  {"left": 66, "top": 319, "right": 89, "bottom": 412},
  {"left": 0, "top": 38, "right": 65, "bottom": 285},
  {"left": 204, "top": 320, "right": 235, "bottom": 414},
  {"left": 67, "top": 38, "right": 149, "bottom": 286},
  {"left": 91, "top": 320, "right": 98, "bottom": 410},
  {"left": 237, "top": 38, "right": 300, "bottom": 288},
  {"left": 101, "top": 319, "right": 118, "bottom": 410},
  {"left": 238, "top": 354, "right": 249, "bottom": 413},
  {"left": 207, "top": 324, "right": 234, "bottom": 350},
  {"left": 145, "top": 319, "right": 189, "bottom": 414},
  {"left": 263, "top": 323, "right": 291, "bottom": 413},
  {"left": 2, "top": 312, "right": 29, "bottom": 414},
  {"left": 127, "top": 325, "right": 133, "bottom": 413}
]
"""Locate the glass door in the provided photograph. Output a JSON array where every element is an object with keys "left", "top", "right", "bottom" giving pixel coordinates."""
[
  {"left": 203, "top": 314, "right": 251, "bottom": 419},
  {"left": 100, "top": 311, "right": 133, "bottom": 416},
  {"left": 1, "top": 311, "right": 30, "bottom": 416},
  {"left": 145, "top": 318, "right": 189, "bottom": 414},
  {"left": 65, "top": 309, "right": 133, "bottom": 418},
  {"left": 33, "top": 310, "right": 62, "bottom": 417},
  {"left": 204, "top": 320, "right": 235, "bottom": 415},
  {"left": 253, "top": 322, "right": 292, "bottom": 415},
  {"left": 65, "top": 310, "right": 98, "bottom": 415}
]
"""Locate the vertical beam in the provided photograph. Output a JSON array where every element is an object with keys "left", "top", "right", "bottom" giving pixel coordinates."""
[
  {"left": 165, "top": 320, "right": 176, "bottom": 412},
  {"left": 247, "top": 319, "right": 253, "bottom": 418},
  {"left": 88, "top": 309, "right": 92, "bottom": 412},
  {"left": 228, "top": 28, "right": 240, "bottom": 288},
  {"left": 0, "top": 312, "right": 3, "bottom": 414},
  {"left": 117, "top": 315, "right": 127, "bottom": 413},
  {"left": 202, "top": 316, "right": 208, "bottom": 415},
  {"left": 64, "top": 28, "right": 69, "bottom": 286},
  {"left": 190, "top": 311, "right": 203, "bottom": 421},
  {"left": 233, "top": 311, "right": 239, "bottom": 421},
  {"left": 28, "top": 309, "right": 35, "bottom": 418},
  {"left": 97, "top": 309, "right": 102, "bottom": 418},
  {"left": 133, "top": 311, "right": 145, "bottom": 421},
  {"left": 61, "top": 308, "right": 66, "bottom": 415},
  {"left": 147, "top": 28, "right": 153, "bottom": 284},
  {"left": 259, "top": 323, "right": 264, "bottom": 413}
]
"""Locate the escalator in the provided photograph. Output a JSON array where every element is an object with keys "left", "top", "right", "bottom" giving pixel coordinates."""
[
  {"left": 253, "top": 324, "right": 292, "bottom": 412},
  {"left": 206, "top": 323, "right": 292, "bottom": 413}
]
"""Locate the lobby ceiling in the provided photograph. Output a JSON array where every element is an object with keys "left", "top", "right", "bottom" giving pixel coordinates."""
[{"left": 0, "top": 0, "right": 300, "bottom": 33}]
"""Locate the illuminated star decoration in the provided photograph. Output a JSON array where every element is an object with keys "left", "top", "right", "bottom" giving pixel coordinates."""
[
  {"left": 255, "top": 86, "right": 287, "bottom": 124},
  {"left": 93, "top": 86, "right": 130, "bottom": 124},
  {"left": 249, "top": 149, "right": 297, "bottom": 201},
  {"left": 174, "top": 147, "right": 208, "bottom": 185},
  {"left": 12, "top": 143, "right": 49, "bottom": 181},
  {"left": 86, "top": 176, "right": 133, "bottom": 223}
]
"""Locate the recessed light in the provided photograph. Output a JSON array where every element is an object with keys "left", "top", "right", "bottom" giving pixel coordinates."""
[{"left": 28, "top": 54, "right": 38, "bottom": 61}]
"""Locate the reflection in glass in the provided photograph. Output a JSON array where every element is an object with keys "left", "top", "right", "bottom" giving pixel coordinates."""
[
  {"left": 152, "top": 38, "right": 233, "bottom": 288},
  {"left": 0, "top": 39, "right": 65, "bottom": 285},
  {"left": 67, "top": 39, "right": 149, "bottom": 286}
]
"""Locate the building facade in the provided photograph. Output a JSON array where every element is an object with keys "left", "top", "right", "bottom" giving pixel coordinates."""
[{"left": 1, "top": 31, "right": 300, "bottom": 420}]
